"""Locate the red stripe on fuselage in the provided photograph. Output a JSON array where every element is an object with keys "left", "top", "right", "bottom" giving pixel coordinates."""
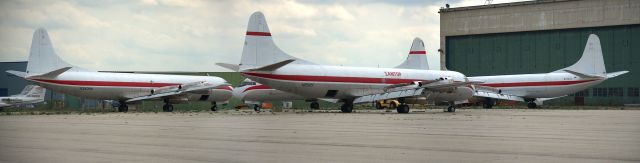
[
  {"left": 242, "top": 72, "right": 416, "bottom": 84},
  {"left": 243, "top": 72, "right": 598, "bottom": 87},
  {"left": 243, "top": 85, "right": 272, "bottom": 93},
  {"left": 480, "top": 79, "right": 597, "bottom": 88},
  {"left": 409, "top": 51, "right": 426, "bottom": 55},
  {"left": 246, "top": 31, "right": 271, "bottom": 36},
  {"left": 33, "top": 79, "right": 179, "bottom": 87}
]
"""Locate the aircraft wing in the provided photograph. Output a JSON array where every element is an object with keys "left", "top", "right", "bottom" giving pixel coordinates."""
[
  {"left": 125, "top": 82, "right": 230, "bottom": 103},
  {"left": 353, "top": 80, "right": 482, "bottom": 104},
  {"left": 606, "top": 71, "right": 629, "bottom": 79},
  {"left": 473, "top": 91, "right": 525, "bottom": 102},
  {"left": 353, "top": 88, "right": 425, "bottom": 104},
  {"left": 422, "top": 81, "right": 483, "bottom": 91}
]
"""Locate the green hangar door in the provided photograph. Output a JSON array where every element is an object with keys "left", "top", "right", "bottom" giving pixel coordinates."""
[{"left": 445, "top": 25, "right": 640, "bottom": 105}]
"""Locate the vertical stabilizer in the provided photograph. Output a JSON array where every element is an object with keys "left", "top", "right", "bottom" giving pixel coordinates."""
[
  {"left": 240, "top": 12, "right": 312, "bottom": 71},
  {"left": 15, "top": 85, "right": 45, "bottom": 99},
  {"left": 553, "top": 34, "right": 606, "bottom": 76},
  {"left": 26, "top": 28, "right": 86, "bottom": 76},
  {"left": 395, "top": 38, "right": 429, "bottom": 69}
]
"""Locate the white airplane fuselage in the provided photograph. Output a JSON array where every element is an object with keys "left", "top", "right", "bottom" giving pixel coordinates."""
[
  {"left": 470, "top": 72, "right": 603, "bottom": 98},
  {"left": 29, "top": 71, "right": 230, "bottom": 102},
  {"left": 242, "top": 64, "right": 474, "bottom": 102}
]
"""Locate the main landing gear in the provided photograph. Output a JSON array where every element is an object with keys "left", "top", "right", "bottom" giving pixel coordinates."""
[
  {"left": 483, "top": 97, "right": 495, "bottom": 109},
  {"left": 445, "top": 102, "right": 456, "bottom": 112},
  {"left": 310, "top": 101, "right": 320, "bottom": 110},
  {"left": 340, "top": 101, "right": 353, "bottom": 113},
  {"left": 162, "top": 99, "right": 174, "bottom": 112},
  {"left": 396, "top": 98, "right": 410, "bottom": 114},
  {"left": 525, "top": 98, "right": 538, "bottom": 109},
  {"left": 117, "top": 101, "right": 128, "bottom": 112}
]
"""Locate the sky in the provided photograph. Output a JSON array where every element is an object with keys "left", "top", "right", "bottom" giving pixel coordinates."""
[{"left": 0, "top": 0, "right": 526, "bottom": 72}]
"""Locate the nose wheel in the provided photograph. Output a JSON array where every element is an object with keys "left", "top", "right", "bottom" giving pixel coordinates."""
[{"left": 211, "top": 102, "right": 217, "bottom": 111}]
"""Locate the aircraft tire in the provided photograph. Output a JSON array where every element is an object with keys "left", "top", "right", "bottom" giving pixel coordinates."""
[
  {"left": 340, "top": 104, "right": 353, "bottom": 113},
  {"left": 310, "top": 102, "right": 320, "bottom": 109},
  {"left": 254, "top": 104, "right": 261, "bottom": 112},
  {"left": 211, "top": 105, "right": 217, "bottom": 111},
  {"left": 396, "top": 104, "right": 410, "bottom": 113},
  {"left": 527, "top": 102, "right": 537, "bottom": 109},
  {"left": 163, "top": 104, "right": 174, "bottom": 112},
  {"left": 483, "top": 98, "right": 494, "bottom": 109},
  {"left": 447, "top": 106, "right": 456, "bottom": 112}
]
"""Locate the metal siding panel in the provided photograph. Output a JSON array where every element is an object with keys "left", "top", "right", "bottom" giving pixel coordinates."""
[{"left": 445, "top": 25, "right": 639, "bottom": 105}]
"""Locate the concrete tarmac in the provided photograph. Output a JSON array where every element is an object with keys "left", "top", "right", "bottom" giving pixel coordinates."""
[{"left": 0, "top": 109, "right": 639, "bottom": 163}]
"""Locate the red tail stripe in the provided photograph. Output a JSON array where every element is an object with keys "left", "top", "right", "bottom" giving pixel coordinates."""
[
  {"left": 409, "top": 51, "right": 426, "bottom": 55},
  {"left": 33, "top": 79, "right": 179, "bottom": 87},
  {"left": 246, "top": 31, "right": 271, "bottom": 36},
  {"left": 480, "top": 79, "right": 597, "bottom": 88},
  {"left": 243, "top": 84, "right": 272, "bottom": 93}
]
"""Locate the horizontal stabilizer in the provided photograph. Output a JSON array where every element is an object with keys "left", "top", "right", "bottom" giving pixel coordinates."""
[
  {"left": 246, "top": 59, "right": 295, "bottom": 72},
  {"left": 6, "top": 70, "right": 27, "bottom": 78},
  {"left": 606, "top": 71, "right": 629, "bottom": 79},
  {"left": 215, "top": 63, "right": 240, "bottom": 71},
  {"left": 28, "top": 67, "right": 72, "bottom": 79},
  {"left": 563, "top": 69, "right": 604, "bottom": 79}
]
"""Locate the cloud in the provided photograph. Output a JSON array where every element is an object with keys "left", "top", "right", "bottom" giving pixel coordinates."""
[{"left": 0, "top": 0, "right": 528, "bottom": 72}]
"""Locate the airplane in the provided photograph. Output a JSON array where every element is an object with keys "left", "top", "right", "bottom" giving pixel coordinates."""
[
  {"left": 226, "top": 38, "right": 433, "bottom": 111},
  {"left": 469, "top": 34, "right": 628, "bottom": 108},
  {"left": 0, "top": 85, "right": 46, "bottom": 109},
  {"left": 6, "top": 28, "right": 231, "bottom": 112},
  {"left": 232, "top": 78, "right": 306, "bottom": 111},
  {"left": 221, "top": 11, "right": 481, "bottom": 113},
  {"left": 394, "top": 34, "right": 628, "bottom": 109}
]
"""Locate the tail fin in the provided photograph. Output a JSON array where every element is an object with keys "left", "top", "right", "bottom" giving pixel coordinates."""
[
  {"left": 240, "top": 12, "right": 312, "bottom": 71},
  {"left": 17, "top": 85, "right": 46, "bottom": 99},
  {"left": 26, "top": 28, "right": 86, "bottom": 76},
  {"left": 553, "top": 34, "right": 606, "bottom": 76},
  {"left": 394, "top": 38, "right": 429, "bottom": 70}
]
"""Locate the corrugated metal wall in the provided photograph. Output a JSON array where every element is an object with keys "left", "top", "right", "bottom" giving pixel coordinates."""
[{"left": 446, "top": 24, "right": 640, "bottom": 105}]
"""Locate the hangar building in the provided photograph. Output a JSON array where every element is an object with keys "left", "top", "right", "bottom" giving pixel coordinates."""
[{"left": 439, "top": 0, "right": 640, "bottom": 105}]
